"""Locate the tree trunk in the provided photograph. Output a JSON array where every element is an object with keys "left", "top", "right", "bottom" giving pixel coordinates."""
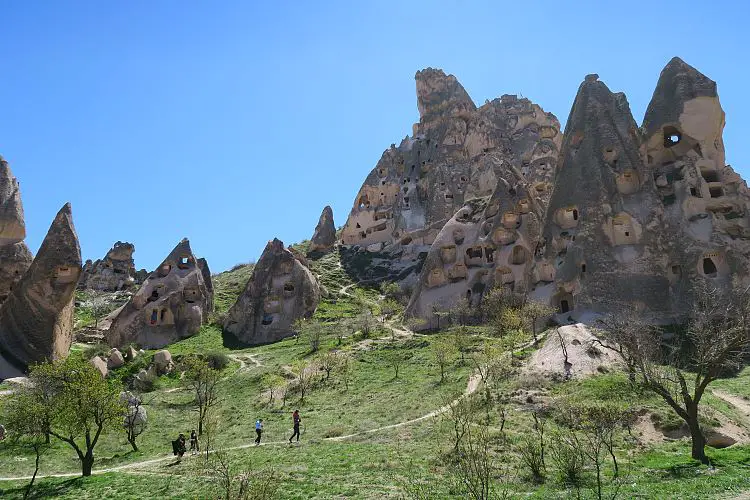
[
  {"left": 688, "top": 418, "right": 708, "bottom": 464},
  {"left": 128, "top": 436, "right": 139, "bottom": 452},
  {"left": 82, "top": 452, "right": 94, "bottom": 477},
  {"left": 24, "top": 448, "right": 40, "bottom": 499}
]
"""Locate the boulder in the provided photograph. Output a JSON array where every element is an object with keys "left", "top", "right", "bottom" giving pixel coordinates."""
[
  {"left": 308, "top": 205, "right": 336, "bottom": 254},
  {"left": 107, "top": 348, "right": 125, "bottom": 369},
  {"left": 90, "top": 356, "right": 108, "bottom": 377},
  {"left": 153, "top": 349, "right": 172, "bottom": 374},
  {"left": 0, "top": 203, "right": 82, "bottom": 372},
  {"left": 125, "top": 345, "right": 138, "bottom": 361},
  {"left": 106, "top": 239, "right": 213, "bottom": 349},
  {"left": 224, "top": 238, "right": 320, "bottom": 345}
]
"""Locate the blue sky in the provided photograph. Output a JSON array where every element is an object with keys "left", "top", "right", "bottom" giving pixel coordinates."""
[{"left": 1, "top": 1, "right": 747, "bottom": 272}]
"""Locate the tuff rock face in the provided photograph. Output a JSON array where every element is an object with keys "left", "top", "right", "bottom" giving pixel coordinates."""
[
  {"left": 197, "top": 257, "right": 214, "bottom": 313},
  {"left": 106, "top": 239, "right": 212, "bottom": 349},
  {"left": 79, "top": 241, "right": 146, "bottom": 291},
  {"left": 224, "top": 238, "right": 320, "bottom": 345},
  {"left": 0, "top": 158, "right": 32, "bottom": 303},
  {"left": 406, "top": 58, "right": 750, "bottom": 325},
  {"left": 308, "top": 205, "right": 336, "bottom": 254},
  {"left": 538, "top": 73, "right": 671, "bottom": 318},
  {"left": 339, "top": 68, "right": 561, "bottom": 284},
  {"left": 0, "top": 203, "right": 82, "bottom": 377}
]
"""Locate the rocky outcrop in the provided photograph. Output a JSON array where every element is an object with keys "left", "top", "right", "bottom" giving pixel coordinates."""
[
  {"left": 197, "top": 257, "right": 214, "bottom": 313},
  {"left": 79, "top": 241, "right": 146, "bottom": 292},
  {"left": 308, "top": 205, "right": 336, "bottom": 254},
  {"left": 106, "top": 239, "right": 213, "bottom": 349},
  {"left": 538, "top": 73, "right": 671, "bottom": 318},
  {"left": 340, "top": 68, "right": 561, "bottom": 284},
  {"left": 224, "top": 238, "right": 320, "bottom": 345},
  {"left": 0, "top": 158, "right": 32, "bottom": 303},
  {"left": 0, "top": 203, "right": 82, "bottom": 376}
]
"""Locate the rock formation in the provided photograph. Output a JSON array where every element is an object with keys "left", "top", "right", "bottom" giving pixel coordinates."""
[
  {"left": 79, "top": 241, "right": 146, "bottom": 291},
  {"left": 339, "top": 68, "right": 561, "bottom": 284},
  {"left": 538, "top": 73, "right": 671, "bottom": 318},
  {"left": 405, "top": 58, "right": 750, "bottom": 325},
  {"left": 224, "top": 238, "right": 320, "bottom": 345},
  {"left": 0, "top": 203, "right": 82, "bottom": 376},
  {"left": 197, "top": 257, "right": 214, "bottom": 313},
  {"left": 308, "top": 205, "right": 336, "bottom": 254},
  {"left": 0, "top": 157, "right": 32, "bottom": 303},
  {"left": 106, "top": 239, "right": 213, "bottom": 349}
]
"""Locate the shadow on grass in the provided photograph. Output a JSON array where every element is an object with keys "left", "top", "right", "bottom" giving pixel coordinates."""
[{"left": 2, "top": 477, "right": 82, "bottom": 500}]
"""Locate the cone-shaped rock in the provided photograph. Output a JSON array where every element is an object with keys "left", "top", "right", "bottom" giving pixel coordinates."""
[
  {"left": 308, "top": 205, "right": 336, "bottom": 254},
  {"left": 0, "top": 243, "right": 32, "bottom": 303},
  {"left": 639, "top": 58, "right": 750, "bottom": 310},
  {"left": 79, "top": 241, "right": 142, "bottom": 291},
  {"left": 197, "top": 257, "right": 214, "bottom": 313},
  {"left": 224, "top": 238, "right": 320, "bottom": 345},
  {"left": 0, "top": 203, "right": 82, "bottom": 376},
  {"left": 340, "top": 68, "right": 560, "bottom": 283},
  {"left": 540, "top": 74, "right": 670, "bottom": 317},
  {"left": 106, "top": 239, "right": 213, "bottom": 349},
  {"left": 0, "top": 156, "right": 26, "bottom": 246}
]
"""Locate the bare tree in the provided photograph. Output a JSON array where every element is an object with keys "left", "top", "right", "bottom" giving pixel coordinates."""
[
  {"left": 386, "top": 347, "right": 409, "bottom": 380},
  {"left": 291, "top": 359, "right": 315, "bottom": 403},
  {"left": 86, "top": 290, "right": 113, "bottom": 329},
  {"left": 206, "top": 449, "right": 279, "bottom": 499},
  {"left": 122, "top": 392, "right": 148, "bottom": 451},
  {"left": 338, "top": 354, "right": 352, "bottom": 391},
  {"left": 600, "top": 280, "right": 750, "bottom": 464},
  {"left": 433, "top": 339, "right": 457, "bottom": 383},
  {"left": 520, "top": 301, "right": 555, "bottom": 346},
  {"left": 451, "top": 326, "right": 472, "bottom": 365},
  {"left": 182, "top": 356, "right": 222, "bottom": 436},
  {"left": 317, "top": 351, "right": 339, "bottom": 381}
]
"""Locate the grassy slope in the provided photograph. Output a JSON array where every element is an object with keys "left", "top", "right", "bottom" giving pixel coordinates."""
[{"left": 2, "top": 255, "right": 750, "bottom": 498}]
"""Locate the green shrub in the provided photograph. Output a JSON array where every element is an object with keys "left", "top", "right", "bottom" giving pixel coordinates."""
[{"left": 206, "top": 351, "right": 230, "bottom": 370}]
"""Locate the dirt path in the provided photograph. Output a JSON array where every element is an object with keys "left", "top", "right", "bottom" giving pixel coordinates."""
[{"left": 714, "top": 390, "right": 750, "bottom": 427}]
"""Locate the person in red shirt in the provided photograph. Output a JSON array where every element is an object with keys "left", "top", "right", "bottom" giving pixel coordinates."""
[{"left": 289, "top": 410, "right": 301, "bottom": 443}]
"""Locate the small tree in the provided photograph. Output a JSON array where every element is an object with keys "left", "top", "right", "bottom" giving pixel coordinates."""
[
  {"left": 451, "top": 326, "right": 472, "bottom": 365},
  {"left": 318, "top": 351, "right": 339, "bottom": 381},
  {"left": 380, "top": 298, "right": 402, "bottom": 325},
  {"left": 520, "top": 301, "right": 555, "bottom": 346},
  {"left": 518, "top": 409, "right": 548, "bottom": 484},
  {"left": 122, "top": 393, "right": 148, "bottom": 452},
  {"left": 182, "top": 356, "right": 222, "bottom": 436},
  {"left": 432, "top": 339, "right": 456, "bottom": 383},
  {"left": 386, "top": 347, "right": 409, "bottom": 380},
  {"left": 207, "top": 449, "right": 279, "bottom": 499},
  {"left": 2, "top": 388, "right": 51, "bottom": 498},
  {"left": 26, "top": 357, "right": 124, "bottom": 476},
  {"left": 87, "top": 290, "right": 113, "bottom": 329},
  {"left": 431, "top": 304, "right": 450, "bottom": 331},
  {"left": 449, "top": 298, "right": 474, "bottom": 327},
  {"left": 291, "top": 359, "right": 315, "bottom": 403},
  {"left": 356, "top": 310, "right": 375, "bottom": 339},
  {"left": 338, "top": 354, "right": 353, "bottom": 392},
  {"left": 261, "top": 374, "right": 286, "bottom": 406}
]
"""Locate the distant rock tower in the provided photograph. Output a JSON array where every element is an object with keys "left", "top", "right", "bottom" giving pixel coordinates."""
[
  {"left": 224, "top": 238, "right": 320, "bottom": 345},
  {"left": 0, "top": 157, "right": 32, "bottom": 303},
  {"left": 106, "top": 239, "right": 213, "bottom": 349},
  {"left": 308, "top": 205, "right": 336, "bottom": 255},
  {"left": 79, "top": 241, "right": 145, "bottom": 291}
]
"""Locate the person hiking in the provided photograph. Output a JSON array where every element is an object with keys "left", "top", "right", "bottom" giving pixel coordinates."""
[
  {"left": 172, "top": 433, "right": 187, "bottom": 461},
  {"left": 255, "top": 418, "right": 264, "bottom": 445},
  {"left": 190, "top": 429, "right": 199, "bottom": 453},
  {"left": 289, "top": 410, "right": 301, "bottom": 443}
]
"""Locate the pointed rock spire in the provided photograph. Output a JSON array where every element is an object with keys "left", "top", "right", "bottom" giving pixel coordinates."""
[
  {"left": 224, "top": 238, "right": 320, "bottom": 346},
  {"left": 308, "top": 205, "right": 336, "bottom": 254},
  {"left": 0, "top": 203, "right": 82, "bottom": 374},
  {"left": 0, "top": 156, "right": 26, "bottom": 246},
  {"left": 106, "top": 238, "right": 213, "bottom": 349},
  {"left": 415, "top": 68, "right": 476, "bottom": 124}
]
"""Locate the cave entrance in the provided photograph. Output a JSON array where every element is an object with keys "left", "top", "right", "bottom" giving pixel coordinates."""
[{"left": 703, "top": 258, "right": 717, "bottom": 276}]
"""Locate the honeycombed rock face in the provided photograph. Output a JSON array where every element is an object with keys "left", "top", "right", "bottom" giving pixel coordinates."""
[
  {"left": 539, "top": 74, "right": 671, "bottom": 317},
  {"left": 0, "top": 203, "right": 82, "bottom": 376},
  {"left": 308, "top": 205, "right": 336, "bottom": 254},
  {"left": 0, "top": 158, "right": 32, "bottom": 304},
  {"left": 340, "top": 69, "right": 560, "bottom": 284},
  {"left": 639, "top": 57, "right": 750, "bottom": 312},
  {"left": 79, "top": 241, "right": 144, "bottom": 291},
  {"left": 407, "top": 146, "right": 560, "bottom": 324},
  {"left": 224, "top": 238, "right": 320, "bottom": 345},
  {"left": 106, "top": 239, "right": 212, "bottom": 349}
]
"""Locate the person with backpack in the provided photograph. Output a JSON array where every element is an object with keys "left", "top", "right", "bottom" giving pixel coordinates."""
[
  {"left": 289, "top": 410, "right": 301, "bottom": 443},
  {"left": 190, "top": 429, "right": 199, "bottom": 453},
  {"left": 255, "top": 418, "right": 264, "bottom": 445},
  {"left": 172, "top": 433, "right": 187, "bottom": 461}
]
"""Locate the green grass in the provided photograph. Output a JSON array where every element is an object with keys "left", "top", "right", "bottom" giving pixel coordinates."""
[{"left": 212, "top": 263, "right": 256, "bottom": 314}]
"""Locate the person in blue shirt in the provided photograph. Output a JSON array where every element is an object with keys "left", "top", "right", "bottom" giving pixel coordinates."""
[{"left": 254, "top": 418, "right": 264, "bottom": 445}]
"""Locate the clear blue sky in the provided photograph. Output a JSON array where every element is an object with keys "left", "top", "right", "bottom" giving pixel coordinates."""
[{"left": 1, "top": 1, "right": 747, "bottom": 272}]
